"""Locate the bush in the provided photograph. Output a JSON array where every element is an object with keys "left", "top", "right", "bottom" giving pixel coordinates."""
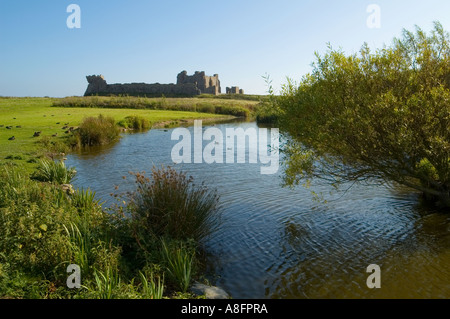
[
  {"left": 118, "top": 116, "right": 151, "bottom": 131},
  {"left": 0, "top": 166, "right": 74, "bottom": 276},
  {"left": 0, "top": 165, "right": 124, "bottom": 298},
  {"left": 278, "top": 22, "right": 450, "bottom": 207},
  {"left": 127, "top": 167, "right": 221, "bottom": 249},
  {"left": 75, "top": 115, "right": 120, "bottom": 147}
]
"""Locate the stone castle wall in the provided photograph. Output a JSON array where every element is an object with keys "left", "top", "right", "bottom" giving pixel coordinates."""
[
  {"left": 226, "top": 86, "right": 244, "bottom": 95},
  {"left": 84, "top": 71, "right": 224, "bottom": 97},
  {"left": 176, "top": 71, "right": 221, "bottom": 95}
]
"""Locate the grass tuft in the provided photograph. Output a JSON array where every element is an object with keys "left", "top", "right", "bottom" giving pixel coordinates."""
[
  {"left": 31, "top": 159, "right": 76, "bottom": 184},
  {"left": 128, "top": 166, "right": 221, "bottom": 245},
  {"left": 73, "top": 115, "right": 120, "bottom": 147}
]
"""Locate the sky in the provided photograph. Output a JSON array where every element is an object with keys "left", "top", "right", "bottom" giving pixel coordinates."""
[{"left": 2, "top": 0, "right": 450, "bottom": 97}]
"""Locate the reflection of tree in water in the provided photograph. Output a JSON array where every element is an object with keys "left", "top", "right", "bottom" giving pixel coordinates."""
[{"left": 267, "top": 209, "right": 450, "bottom": 299}]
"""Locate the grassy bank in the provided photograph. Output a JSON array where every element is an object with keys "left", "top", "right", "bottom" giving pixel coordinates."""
[
  {"left": 0, "top": 96, "right": 231, "bottom": 299},
  {"left": 0, "top": 164, "right": 220, "bottom": 299},
  {"left": 0, "top": 97, "right": 233, "bottom": 172}
]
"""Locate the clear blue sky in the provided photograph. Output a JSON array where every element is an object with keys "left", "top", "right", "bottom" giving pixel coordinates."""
[{"left": 2, "top": 0, "right": 450, "bottom": 97}]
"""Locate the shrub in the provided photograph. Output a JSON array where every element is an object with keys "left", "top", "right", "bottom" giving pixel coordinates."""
[
  {"left": 75, "top": 115, "right": 120, "bottom": 147},
  {"left": 0, "top": 166, "right": 73, "bottom": 276},
  {"left": 118, "top": 116, "right": 151, "bottom": 131},
  {"left": 31, "top": 159, "right": 77, "bottom": 184},
  {"left": 0, "top": 165, "right": 124, "bottom": 298},
  {"left": 277, "top": 22, "right": 450, "bottom": 207},
  {"left": 127, "top": 166, "right": 221, "bottom": 247}
]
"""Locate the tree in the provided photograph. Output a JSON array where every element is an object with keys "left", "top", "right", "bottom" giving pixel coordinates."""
[{"left": 277, "top": 22, "right": 450, "bottom": 208}]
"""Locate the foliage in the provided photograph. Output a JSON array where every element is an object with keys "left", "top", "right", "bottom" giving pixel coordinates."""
[
  {"left": 160, "top": 238, "right": 194, "bottom": 293},
  {"left": 0, "top": 166, "right": 74, "bottom": 277},
  {"left": 197, "top": 93, "right": 266, "bottom": 101},
  {"left": 73, "top": 115, "right": 121, "bottom": 147},
  {"left": 70, "top": 187, "right": 102, "bottom": 211},
  {"left": 255, "top": 74, "right": 281, "bottom": 124},
  {"left": 31, "top": 159, "right": 77, "bottom": 184},
  {"left": 117, "top": 115, "right": 151, "bottom": 131},
  {"left": 138, "top": 270, "right": 164, "bottom": 299},
  {"left": 90, "top": 267, "right": 121, "bottom": 299},
  {"left": 127, "top": 166, "right": 221, "bottom": 249},
  {"left": 0, "top": 163, "right": 219, "bottom": 299},
  {"left": 277, "top": 22, "right": 450, "bottom": 207}
]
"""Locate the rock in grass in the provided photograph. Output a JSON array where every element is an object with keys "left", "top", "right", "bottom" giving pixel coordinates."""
[
  {"left": 61, "top": 184, "right": 74, "bottom": 195},
  {"left": 191, "top": 282, "right": 230, "bottom": 299}
]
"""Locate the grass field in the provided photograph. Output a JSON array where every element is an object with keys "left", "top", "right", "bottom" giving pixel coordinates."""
[{"left": 0, "top": 97, "right": 237, "bottom": 171}]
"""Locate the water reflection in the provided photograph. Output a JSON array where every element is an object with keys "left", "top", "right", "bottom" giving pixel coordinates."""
[{"left": 65, "top": 121, "right": 450, "bottom": 299}]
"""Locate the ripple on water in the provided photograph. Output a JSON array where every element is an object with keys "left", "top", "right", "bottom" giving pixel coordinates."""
[{"left": 66, "top": 122, "right": 450, "bottom": 299}]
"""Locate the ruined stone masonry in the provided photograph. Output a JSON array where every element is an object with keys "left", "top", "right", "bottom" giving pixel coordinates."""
[
  {"left": 226, "top": 86, "right": 244, "bottom": 95},
  {"left": 84, "top": 71, "right": 243, "bottom": 97}
]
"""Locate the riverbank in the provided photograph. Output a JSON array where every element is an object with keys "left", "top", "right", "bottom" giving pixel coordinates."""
[
  {"left": 0, "top": 96, "right": 252, "bottom": 299},
  {"left": 0, "top": 97, "right": 244, "bottom": 173}
]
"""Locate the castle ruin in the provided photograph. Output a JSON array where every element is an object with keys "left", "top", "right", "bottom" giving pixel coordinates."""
[
  {"left": 84, "top": 71, "right": 242, "bottom": 97},
  {"left": 226, "top": 86, "right": 244, "bottom": 95}
]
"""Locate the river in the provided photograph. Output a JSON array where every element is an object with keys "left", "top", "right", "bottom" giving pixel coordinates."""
[{"left": 65, "top": 121, "right": 450, "bottom": 299}]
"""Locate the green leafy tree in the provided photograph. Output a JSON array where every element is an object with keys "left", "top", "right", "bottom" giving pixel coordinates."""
[{"left": 277, "top": 22, "right": 450, "bottom": 207}]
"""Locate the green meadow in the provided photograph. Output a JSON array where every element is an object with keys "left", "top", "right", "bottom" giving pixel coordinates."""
[{"left": 0, "top": 97, "right": 245, "bottom": 171}]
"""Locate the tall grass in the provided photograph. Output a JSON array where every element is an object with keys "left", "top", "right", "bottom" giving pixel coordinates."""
[
  {"left": 64, "top": 223, "right": 92, "bottom": 273},
  {"left": 139, "top": 271, "right": 164, "bottom": 299},
  {"left": 91, "top": 267, "right": 121, "bottom": 299},
  {"left": 117, "top": 115, "right": 151, "bottom": 131},
  {"left": 74, "top": 115, "right": 120, "bottom": 147},
  {"left": 53, "top": 96, "right": 255, "bottom": 118},
  {"left": 161, "top": 239, "right": 194, "bottom": 293},
  {"left": 0, "top": 163, "right": 219, "bottom": 299},
  {"left": 128, "top": 166, "right": 221, "bottom": 245},
  {"left": 71, "top": 187, "right": 102, "bottom": 211},
  {"left": 31, "top": 159, "right": 77, "bottom": 184}
]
